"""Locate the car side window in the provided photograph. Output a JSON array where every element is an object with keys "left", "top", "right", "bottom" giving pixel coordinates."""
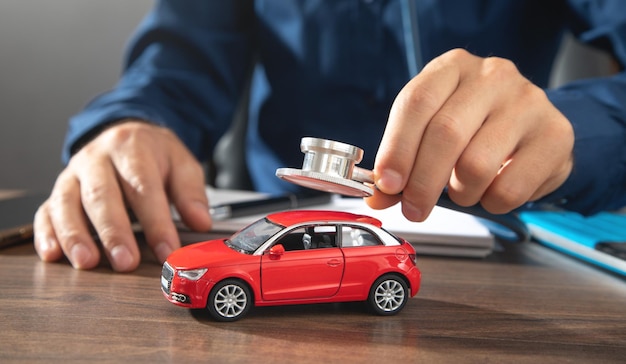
[
  {"left": 273, "top": 225, "right": 341, "bottom": 252},
  {"left": 308, "top": 225, "right": 337, "bottom": 249},
  {"left": 340, "top": 226, "right": 381, "bottom": 247},
  {"left": 275, "top": 227, "right": 309, "bottom": 251}
]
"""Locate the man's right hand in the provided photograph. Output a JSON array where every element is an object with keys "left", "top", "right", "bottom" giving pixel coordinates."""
[{"left": 33, "top": 121, "right": 212, "bottom": 272}]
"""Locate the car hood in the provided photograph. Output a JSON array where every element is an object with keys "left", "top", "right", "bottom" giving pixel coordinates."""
[{"left": 166, "top": 239, "right": 249, "bottom": 270}]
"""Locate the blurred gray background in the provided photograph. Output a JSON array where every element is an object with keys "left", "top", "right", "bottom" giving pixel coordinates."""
[
  {"left": 0, "top": 0, "right": 152, "bottom": 193},
  {"left": 0, "top": 0, "right": 616, "bottom": 193}
]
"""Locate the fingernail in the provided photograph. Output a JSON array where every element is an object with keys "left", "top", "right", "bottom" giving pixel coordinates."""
[
  {"left": 377, "top": 169, "right": 404, "bottom": 193},
  {"left": 110, "top": 245, "right": 134, "bottom": 272},
  {"left": 70, "top": 243, "right": 93, "bottom": 269},
  {"left": 154, "top": 242, "right": 173, "bottom": 263},
  {"left": 402, "top": 201, "right": 425, "bottom": 222}
]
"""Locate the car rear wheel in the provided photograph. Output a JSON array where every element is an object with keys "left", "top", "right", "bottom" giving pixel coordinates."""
[
  {"left": 368, "top": 274, "right": 408, "bottom": 315},
  {"left": 207, "top": 279, "right": 252, "bottom": 322}
]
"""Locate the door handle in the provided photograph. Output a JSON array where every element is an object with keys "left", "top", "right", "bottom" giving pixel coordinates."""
[{"left": 327, "top": 259, "right": 342, "bottom": 267}]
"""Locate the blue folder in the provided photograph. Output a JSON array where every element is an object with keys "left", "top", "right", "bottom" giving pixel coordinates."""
[{"left": 519, "top": 210, "right": 626, "bottom": 277}]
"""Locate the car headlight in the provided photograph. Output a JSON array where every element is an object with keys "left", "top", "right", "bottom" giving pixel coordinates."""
[{"left": 177, "top": 268, "right": 208, "bottom": 281}]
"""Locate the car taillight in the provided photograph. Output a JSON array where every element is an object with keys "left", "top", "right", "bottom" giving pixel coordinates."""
[{"left": 408, "top": 253, "right": 417, "bottom": 266}]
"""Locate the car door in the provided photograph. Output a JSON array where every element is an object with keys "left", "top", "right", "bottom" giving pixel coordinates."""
[
  {"left": 337, "top": 225, "right": 388, "bottom": 295},
  {"left": 261, "top": 225, "right": 344, "bottom": 301}
]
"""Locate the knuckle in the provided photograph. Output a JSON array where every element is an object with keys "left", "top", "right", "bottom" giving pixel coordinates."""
[
  {"left": 546, "top": 113, "right": 575, "bottom": 140},
  {"left": 516, "top": 81, "right": 545, "bottom": 106},
  {"left": 48, "top": 189, "right": 75, "bottom": 212},
  {"left": 177, "top": 155, "right": 204, "bottom": 176},
  {"left": 456, "top": 154, "right": 493, "bottom": 183},
  {"left": 81, "top": 182, "right": 116, "bottom": 205},
  {"left": 441, "top": 48, "right": 471, "bottom": 64},
  {"left": 482, "top": 56, "right": 519, "bottom": 81},
  {"left": 402, "top": 82, "right": 441, "bottom": 115},
  {"left": 101, "top": 121, "right": 167, "bottom": 149},
  {"left": 124, "top": 173, "right": 158, "bottom": 198},
  {"left": 428, "top": 112, "right": 465, "bottom": 145},
  {"left": 53, "top": 167, "right": 77, "bottom": 188},
  {"left": 102, "top": 124, "right": 139, "bottom": 148},
  {"left": 56, "top": 229, "right": 86, "bottom": 247}
]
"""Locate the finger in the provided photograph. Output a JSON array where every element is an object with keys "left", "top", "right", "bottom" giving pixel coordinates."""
[
  {"left": 447, "top": 107, "right": 522, "bottom": 207},
  {"left": 402, "top": 61, "right": 509, "bottom": 219},
  {"left": 382, "top": 50, "right": 518, "bottom": 221},
  {"left": 374, "top": 51, "right": 466, "bottom": 196},
  {"left": 75, "top": 155, "right": 140, "bottom": 272},
  {"left": 167, "top": 146, "right": 212, "bottom": 232},
  {"left": 481, "top": 112, "right": 574, "bottom": 213},
  {"left": 107, "top": 124, "right": 196, "bottom": 264},
  {"left": 448, "top": 117, "right": 517, "bottom": 206},
  {"left": 480, "top": 148, "right": 548, "bottom": 214},
  {"left": 446, "top": 61, "right": 545, "bottom": 207},
  {"left": 109, "top": 146, "right": 177, "bottom": 265},
  {"left": 33, "top": 200, "right": 63, "bottom": 262},
  {"left": 46, "top": 171, "right": 102, "bottom": 269},
  {"left": 522, "top": 98, "right": 575, "bottom": 201}
]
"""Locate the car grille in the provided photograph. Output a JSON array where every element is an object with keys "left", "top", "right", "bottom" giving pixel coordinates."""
[{"left": 161, "top": 262, "right": 174, "bottom": 294}]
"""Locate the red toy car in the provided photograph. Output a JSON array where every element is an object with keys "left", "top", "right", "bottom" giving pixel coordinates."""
[{"left": 161, "top": 210, "right": 421, "bottom": 321}]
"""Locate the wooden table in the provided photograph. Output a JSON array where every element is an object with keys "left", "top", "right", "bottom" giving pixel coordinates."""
[{"left": 1, "top": 231, "right": 625, "bottom": 363}]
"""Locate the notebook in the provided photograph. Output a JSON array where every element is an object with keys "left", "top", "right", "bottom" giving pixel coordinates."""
[{"left": 519, "top": 210, "right": 626, "bottom": 277}]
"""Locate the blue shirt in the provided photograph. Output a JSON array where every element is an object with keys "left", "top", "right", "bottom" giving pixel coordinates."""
[{"left": 63, "top": 0, "right": 626, "bottom": 215}]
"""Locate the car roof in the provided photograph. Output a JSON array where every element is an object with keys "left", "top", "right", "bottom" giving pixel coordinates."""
[{"left": 266, "top": 210, "right": 382, "bottom": 228}]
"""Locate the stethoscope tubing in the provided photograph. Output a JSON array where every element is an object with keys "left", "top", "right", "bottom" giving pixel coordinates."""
[{"left": 400, "top": 0, "right": 423, "bottom": 77}]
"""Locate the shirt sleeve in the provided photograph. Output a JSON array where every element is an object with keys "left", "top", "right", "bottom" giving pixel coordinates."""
[
  {"left": 537, "top": 0, "right": 626, "bottom": 214},
  {"left": 62, "top": 0, "right": 255, "bottom": 163}
]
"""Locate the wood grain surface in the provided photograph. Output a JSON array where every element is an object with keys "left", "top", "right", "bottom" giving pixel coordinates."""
[{"left": 1, "top": 235, "right": 625, "bottom": 363}]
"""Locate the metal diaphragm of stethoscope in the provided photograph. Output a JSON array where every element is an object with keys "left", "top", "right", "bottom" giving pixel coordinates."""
[
  {"left": 276, "top": 137, "right": 529, "bottom": 243},
  {"left": 276, "top": 137, "right": 376, "bottom": 197}
]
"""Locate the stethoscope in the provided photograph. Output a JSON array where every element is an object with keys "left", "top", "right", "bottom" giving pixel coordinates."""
[{"left": 275, "top": 138, "right": 528, "bottom": 243}]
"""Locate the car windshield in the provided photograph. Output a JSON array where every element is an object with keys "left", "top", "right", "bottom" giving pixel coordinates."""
[{"left": 226, "top": 218, "right": 284, "bottom": 254}]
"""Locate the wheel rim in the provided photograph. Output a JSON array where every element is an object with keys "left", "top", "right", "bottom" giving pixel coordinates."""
[
  {"left": 214, "top": 284, "right": 248, "bottom": 318},
  {"left": 374, "top": 279, "right": 405, "bottom": 312}
]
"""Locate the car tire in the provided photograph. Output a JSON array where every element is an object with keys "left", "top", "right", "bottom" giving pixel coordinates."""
[
  {"left": 207, "top": 279, "right": 253, "bottom": 322},
  {"left": 367, "top": 274, "right": 409, "bottom": 316}
]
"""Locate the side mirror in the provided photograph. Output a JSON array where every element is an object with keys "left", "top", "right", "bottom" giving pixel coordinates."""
[{"left": 268, "top": 244, "right": 285, "bottom": 259}]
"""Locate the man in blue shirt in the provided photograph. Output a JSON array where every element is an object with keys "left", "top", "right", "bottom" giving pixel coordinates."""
[{"left": 34, "top": 1, "right": 626, "bottom": 271}]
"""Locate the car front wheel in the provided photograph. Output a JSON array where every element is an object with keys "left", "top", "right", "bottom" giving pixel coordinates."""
[
  {"left": 368, "top": 274, "right": 409, "bottom": 316},
  {"left": 207, "top": 279, "right": 252, "bottom": 322}
]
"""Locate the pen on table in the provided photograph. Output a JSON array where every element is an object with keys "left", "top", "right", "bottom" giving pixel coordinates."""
[
  {"left": 0, "top": 224, "right": 34, "bottom": 249},
  {"left": 0, "top": 192, "right": 46, "bottom": 249},
  {"left": 209, "top": 192, "right": 332, "bottom": 221}
]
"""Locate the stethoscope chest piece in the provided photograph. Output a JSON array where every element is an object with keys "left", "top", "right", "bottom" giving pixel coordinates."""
[
  {"left": 276, "top": 137, "right": 529, "bottom": 242},
  {"left": 276, "top": 137, "right": 375, "bottom": 197}
]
